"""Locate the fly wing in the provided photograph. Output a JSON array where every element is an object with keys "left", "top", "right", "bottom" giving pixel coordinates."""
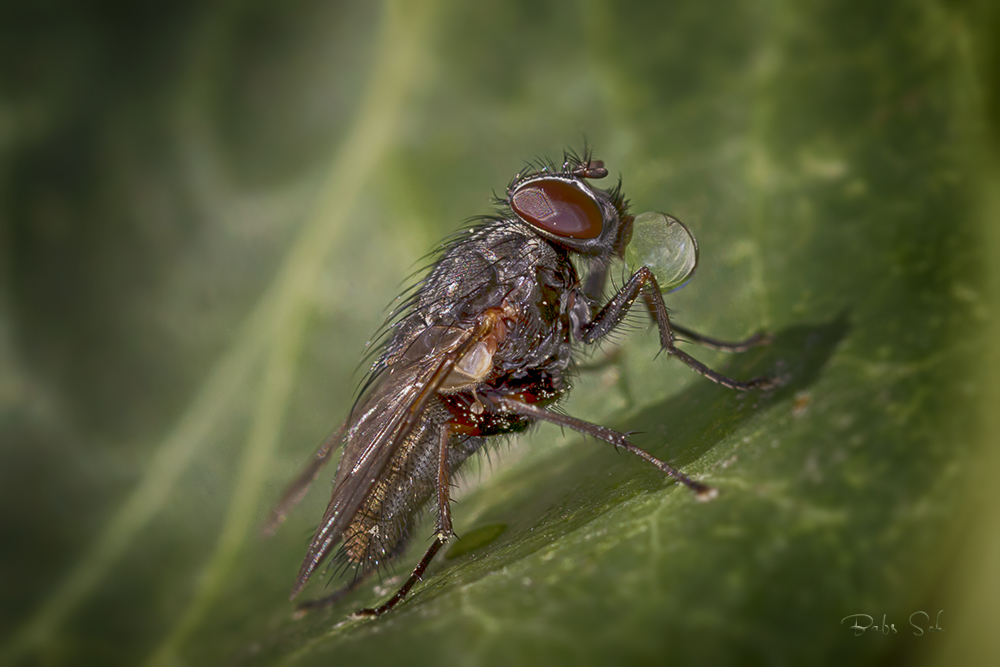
[{"left": 290, "top": 318, "right": 494, "bottom": 598}]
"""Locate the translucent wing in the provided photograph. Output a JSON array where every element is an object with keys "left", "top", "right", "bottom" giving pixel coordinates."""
[{"left": 290, "top": 317, "right": 496, "bottom": 597}]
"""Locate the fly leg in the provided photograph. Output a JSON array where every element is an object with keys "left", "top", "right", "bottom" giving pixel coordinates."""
[
  {"left": 669, "top": 323, "right": 770, "bottom": 353},
  {"left": 580, "top": 266, "right": 772, "bottom": 391},
  {"left": 262, "top": 421, "right": 347, "bottom": 537},
  {"left": 293, "top": 570, "right": 372, "bottom": 616},
  {"left": 493, "top": 396, "right": 718, "bottom": 499},
  {"left": 353, "top": 426, "right": 455, "bottom": 617}
]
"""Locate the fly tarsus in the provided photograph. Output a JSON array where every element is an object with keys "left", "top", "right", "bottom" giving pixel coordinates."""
[
  {"left": 293, "top": 574, "right": 369, "bottom": 618},
  {"left": 351, "top": 535, "right": 449, "bottom": 618},
  {"left": 666, "top": 346, "right": 776, "bottom": 392},
  {"left": 670, "top": 323, "right": 772, "bottom": 353}
]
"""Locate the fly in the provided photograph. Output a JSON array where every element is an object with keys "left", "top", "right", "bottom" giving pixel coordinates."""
[{"left": 264, "top": 147, "right": 773, "bottom": 617}]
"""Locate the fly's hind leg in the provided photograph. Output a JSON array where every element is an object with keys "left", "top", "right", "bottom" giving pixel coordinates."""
[
  {"left": 580, "top": 267, "right": 773, "bottom": 391},
  {"left": 293, "top": 570, "right": 372, "bottom": 618},
  {"left": 350, "top": 537, "right": 448, "bottom": 618},
  {"left": 352, "top": 426, "right": 455, "bottom": 618},
  {"left": 262, "top": 421, "right": 347, "bottom": 537}
]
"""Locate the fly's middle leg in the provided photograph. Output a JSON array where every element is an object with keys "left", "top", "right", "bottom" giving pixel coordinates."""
[{"left": 493, "top": 396, "right": 717, "bottom": 500}]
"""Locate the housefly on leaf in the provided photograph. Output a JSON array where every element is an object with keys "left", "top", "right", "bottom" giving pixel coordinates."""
[{"left": 265, "top": 147, "right": 773, "bottom": 618}]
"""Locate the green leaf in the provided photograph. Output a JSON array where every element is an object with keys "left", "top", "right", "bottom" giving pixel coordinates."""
[{"left": 0, "top": 0, "right": 993, "bottom": 665}]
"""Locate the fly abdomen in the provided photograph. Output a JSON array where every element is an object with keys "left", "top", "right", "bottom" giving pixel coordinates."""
[
  {"left": 339, "top": 405, "right": 445, "bottom": 568},
  {"left": 339, "top": 401, "right": 488, "bottom": 570}
]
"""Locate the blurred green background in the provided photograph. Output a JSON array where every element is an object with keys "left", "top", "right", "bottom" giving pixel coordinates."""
[{"left": 2, "top": 0, "right": 998, "bottom": 665}]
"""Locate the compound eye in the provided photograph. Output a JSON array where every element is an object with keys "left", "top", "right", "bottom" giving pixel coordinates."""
[{"left": 510, "top": 178, "right": 604, "bottom": 239}]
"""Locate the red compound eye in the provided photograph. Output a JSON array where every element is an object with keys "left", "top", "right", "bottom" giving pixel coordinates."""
[{"left": 510, "top": 178, "right": 604, "bottom": 240}]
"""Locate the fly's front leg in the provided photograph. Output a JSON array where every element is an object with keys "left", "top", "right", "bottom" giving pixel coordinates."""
[
  {"left": 670, "top": 323, "right": 770, "bottom": 353},
  {"left": 580, "top": 267, "right": 772, "bottom": 391},
  {"left": 352, "top": 425, "right": 455, "bottom": 618}
]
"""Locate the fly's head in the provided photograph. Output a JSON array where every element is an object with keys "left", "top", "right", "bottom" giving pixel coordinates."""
[{"left": 504, "top": 148, "right": 633, "bottom": 260}]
